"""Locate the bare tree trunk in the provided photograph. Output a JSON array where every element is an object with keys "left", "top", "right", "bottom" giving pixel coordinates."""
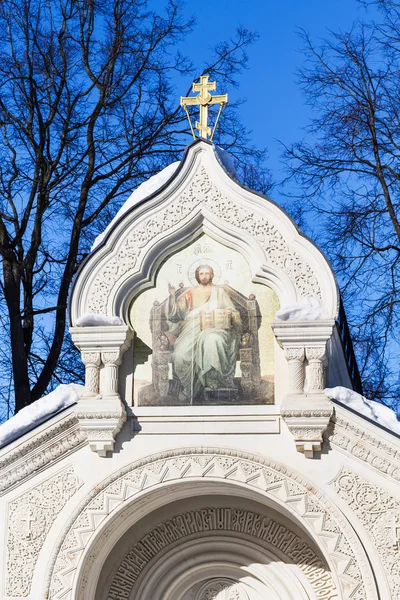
[{"left": 3, "top": 257, "right": 31, "bottom": 411}]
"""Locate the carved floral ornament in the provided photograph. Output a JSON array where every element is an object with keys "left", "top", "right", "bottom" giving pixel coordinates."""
[
  {"left": 6, "top": 466, "right": 83, "bottom": 597},
  {"left": 69, "top": 141, "right": 339, "bottom": 323},
  {"left": 45, "top": 448, "right": 377, "bottom": 600},
  {"left": 333, "top": 468, "right": 400, "bottom": 600},
  {"left": 84, "top": 165, "right": 321, "bottom": 315}
]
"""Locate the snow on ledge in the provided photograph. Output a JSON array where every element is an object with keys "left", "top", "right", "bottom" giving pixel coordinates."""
[
  {"left": 276, "top": 296, "right": 327, "bottom": 321},
  {"left": 325, "top": 386, "right": 400, "bottom": 434},
  {"left": 75, "top": 313, "right": 124, "bottom": 327},
  {"left": 0, "top": 384, "right": 85, "bottom": 449},
  {"left": 92, "top": 161, "right": 180, "bottom": 250}
]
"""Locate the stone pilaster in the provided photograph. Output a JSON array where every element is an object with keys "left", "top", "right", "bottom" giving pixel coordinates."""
[{"left": 272, "top": 319, "right": 335, "bottom": 458}]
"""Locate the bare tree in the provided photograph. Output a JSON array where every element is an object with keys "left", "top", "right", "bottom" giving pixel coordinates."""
[
  {"left": 0, "top": 0, "right": 269, "bottom": 416},
  {"left": 282, "top": 3, "right": 400, "bottom": 406}
]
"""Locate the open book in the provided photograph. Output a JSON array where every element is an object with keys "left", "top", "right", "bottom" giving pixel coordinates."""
[{"left": 200, "top": 308, "right": 232, "bottom": 330}]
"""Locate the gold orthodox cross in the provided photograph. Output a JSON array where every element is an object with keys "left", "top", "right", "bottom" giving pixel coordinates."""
[{"left": 181, "top": 75, "right": 228, "bottom": 140}]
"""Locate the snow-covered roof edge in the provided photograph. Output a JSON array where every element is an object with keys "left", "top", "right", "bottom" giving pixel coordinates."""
[
  {"left": 0, "top": 384, "right": 84, "bottom": 450},
  {"left": 326, "top": 386, "right": 400, "bottom": 438}
]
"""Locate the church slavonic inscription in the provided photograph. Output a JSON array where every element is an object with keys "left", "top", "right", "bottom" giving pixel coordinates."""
[{"left": 107, "top": 508, "right": 338, "bottom": 600}]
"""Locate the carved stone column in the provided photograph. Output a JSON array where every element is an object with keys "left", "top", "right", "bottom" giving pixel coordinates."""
[
  {"left": 272, "top": 319, "right": 335, "bottom": 458},
  {"left": 306, "top": 346, "right": 326, "bottom": 393},
  {"left": 70, "top": 324, "right": 133, "bottom": 456},
  {"left": 81, "top": 352, "right": 101, "bottom": 395},
  {"left": 284, "top": 347, "right": 305, "bottom": 395},
  {"left": 101, "top": 351, "right": 122, "bottom": 396}
]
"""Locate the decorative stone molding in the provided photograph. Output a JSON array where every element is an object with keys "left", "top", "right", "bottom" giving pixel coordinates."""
[
  {"left": 272, "top": 320, "right": 335, "bottom": 457},
  {"left": 46, "top": 448, "right": 377, "bottom": 600},
  {"left": 70, "top": 325, "right": 133, "bottom": 456},
  {"left": 69, "top": 141, "right": 342, "bottom": 328},
  {"left": 107, "top": 508, "right": 338, "bottom": 600},
  {"left": 0, "top": 414, "right": 86, "bottom": 496},
  {"left": 328, "top": 408, "right": 400, "bottom": 482},
  {"left": 6, "top": 466, "right": 82, "bottom": 597},
  {"left": 80, "top": 165, "right": 321, "bottom": 317},
  {"left": 196, "top": 580, "right": 249, "bottom": 600},
  {"left": 333, "top": 468, "right": 400, "bottom": 599}
]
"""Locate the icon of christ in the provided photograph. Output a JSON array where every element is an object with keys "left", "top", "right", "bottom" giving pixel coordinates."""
[{"left": 165, "top": 264, "right": 242, "bottom": 401}]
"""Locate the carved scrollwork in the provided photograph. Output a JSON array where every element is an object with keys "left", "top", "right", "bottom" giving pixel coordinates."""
[
  {"left": 86, "top": 167, "right": 321, "bottom": 315},
  {"left": 6, "top": 466, "right": 82, "bottom": 597},
  {"left": 333, "top": 468, "right": 400, "bottom": 599}
]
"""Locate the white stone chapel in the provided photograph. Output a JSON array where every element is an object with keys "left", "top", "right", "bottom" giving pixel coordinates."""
[{"left": 1, "top": 92, "right": 400, "bottom": 600}]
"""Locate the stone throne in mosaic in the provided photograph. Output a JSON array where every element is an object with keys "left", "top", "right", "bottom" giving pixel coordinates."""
[{"left": 138, "top": 283, "right": 268, "bottom": 405}]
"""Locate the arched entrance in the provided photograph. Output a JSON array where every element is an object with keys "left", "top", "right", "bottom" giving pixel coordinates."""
[
  {"left": 44, "top": 448, "right": 378, "bottom": 600},
  {"left": 102, "top": 498, "right": 337, "bottom": 600}
]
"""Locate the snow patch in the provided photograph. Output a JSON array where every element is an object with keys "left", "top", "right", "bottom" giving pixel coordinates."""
[
  {"left": 276, "top": 296, "right": 327, "bottom": 321},
  {"left": 215, "top": 146, "right": 238, "bottom": 179},
  {"left": 325, "top": 386, "right": 400, "bottom": 434},
  {"left": 75, "top": 313, "right": 124, "bottom": 327},
  {"left": 0, "top": 384, "right": 85, "bottom": 449},
  {"left": 92, "top": 161, "right": 180, "bottom": 249}
]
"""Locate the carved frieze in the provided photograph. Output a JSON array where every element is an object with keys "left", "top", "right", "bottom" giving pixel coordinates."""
[
  {"left": 333, "top": 468, "right": 400, "bottom": 599},
  {"left": 6, "top": 466, "right": 83, "bottom": 597},
  {"left": 329, "top": 411, "right": 400, "bottom": 482},
  {"left": 0, "top": 415, "right": 86, "bottom": 496}
]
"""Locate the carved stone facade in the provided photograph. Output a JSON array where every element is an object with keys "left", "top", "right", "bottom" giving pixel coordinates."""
[
  {"left": 47, "top": 448, "right": 374, "bottom": 600},
  {"left": 329, "top": 409, "right": 400, "bottom": 482},
  {"left": 70, "top": 326, "right": 133, "bottom": 456},
  {"left": 272, "top": 320, "right": 334, "bottom": 457},
  {"left": 83, "top": 165, "right": 321, "bottom": 317},
  {"left": 196, "top": 580, "right": 250, "bottom": 600},
  {"left": 0, "top": 415, "right": 86, "bottom": 496},
  {"left": 108, "top": 508, "right": 338, "bottom": 599},
  {"left": 333, "top": 468, "right": 400, "bottom": 599},
  {"left": 0, "top": 139, "right": 398, "bottom": 600},
  {"left": 6, "top": 466, "right": 82, "bottom": 597}
]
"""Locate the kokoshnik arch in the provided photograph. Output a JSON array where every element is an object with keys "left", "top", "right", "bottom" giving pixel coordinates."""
[{"left": 0, "top": 105, "right": 399, "bottom": 600}]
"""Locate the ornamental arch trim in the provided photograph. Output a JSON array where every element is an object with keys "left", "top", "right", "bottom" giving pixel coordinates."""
[
  {"left": 43, "top": 447, "right": 378, "bottom": 600},
  {"left": 69, "top": 140, "right": 339, "bottom": 325}
]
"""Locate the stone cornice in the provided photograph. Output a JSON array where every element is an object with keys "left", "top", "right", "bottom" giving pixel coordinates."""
[
  {"left": 0, "top": 409, "right": 87, "bottom": 496},
  {"left": 329, "top": 405, "right": 400, "bottom": 482}
]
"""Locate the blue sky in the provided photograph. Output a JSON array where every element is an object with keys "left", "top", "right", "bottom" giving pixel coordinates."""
[{"left": 154, "top": 0, "right": 376, "bottom": 195}]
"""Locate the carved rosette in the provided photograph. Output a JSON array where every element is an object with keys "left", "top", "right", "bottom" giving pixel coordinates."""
[
  {"left": 70, "top": 325, "right": 133, "bottom": 456},
  {"left": 272, "top": 320, "right": 335, "bottom": 458}
]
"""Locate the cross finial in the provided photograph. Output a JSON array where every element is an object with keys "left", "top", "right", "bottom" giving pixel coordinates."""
[{"left": 181, "top": 75, "right": 228, "bottom": 140}]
